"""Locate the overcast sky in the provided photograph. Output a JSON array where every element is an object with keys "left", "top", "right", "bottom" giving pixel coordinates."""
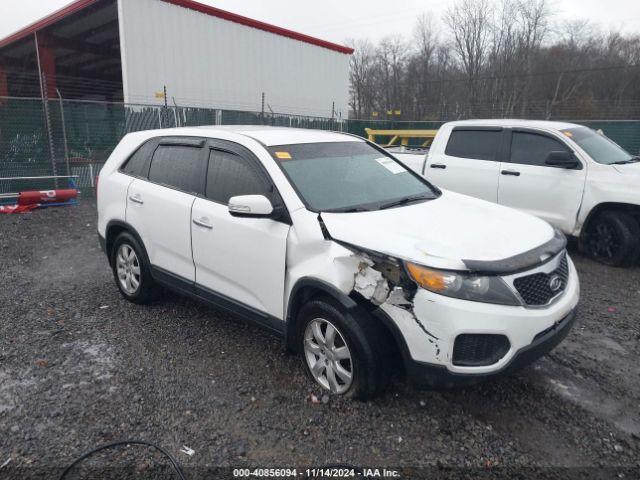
[{"left": 1, "top": 0, "right": 640, "bottom": 45}]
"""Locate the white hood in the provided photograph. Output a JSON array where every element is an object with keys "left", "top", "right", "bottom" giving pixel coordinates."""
[
  {"left": 321, "top": 191, "right": 555, "bottom": 270},
  {"left": 612, "top": 162, "right": 640, "bottom": 176}
]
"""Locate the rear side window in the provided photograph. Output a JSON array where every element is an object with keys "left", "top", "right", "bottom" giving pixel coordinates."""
[
  {"left": 206, "top": 149, "right": 271, "bottom": 204},
  {"left": 121, "top": 141, "right": 153, "bottom": 176},
  {"left": 510, "top": 132, "right": 569, "bottom": 166},
  {"left": 445, "top": 129, "right": 502, "bottom": 161},
  {"left": 148, "top": 145, "right": 204, "bottom": 193}
]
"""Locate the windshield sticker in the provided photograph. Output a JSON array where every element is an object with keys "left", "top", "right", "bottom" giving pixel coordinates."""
[
  {"left": 562, "top": 131, "right": 573, "bottom": 138},
  {"left": 376, "top": 157, "right": 406, "bottom": 174},
  {"left": 275, "top": 151, "right": 292, "bottom": 160}
]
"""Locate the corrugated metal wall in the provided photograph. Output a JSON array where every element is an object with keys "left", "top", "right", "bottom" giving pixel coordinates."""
[{"left": 117, "top": 0, "right": 350, "bottom": 118}]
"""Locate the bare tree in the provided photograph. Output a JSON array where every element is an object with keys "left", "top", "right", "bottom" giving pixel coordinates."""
[
  {"left": 516, "top": 0, "right": 551, "bottom": 115},
  {"left": 373, "top": 36, "right": 408, "bottom": 115},
  {"left": 444, "top": 0, "right": 494, "bottom": 114},
  {"left": 412, "top": 13, "right": 439, "bottom": 117},
  {"left": 346, "top": 0, "right": 640, "bottom": 120},
  {"left": 346, "top": 38, "right": 376, "bottom": 117}
]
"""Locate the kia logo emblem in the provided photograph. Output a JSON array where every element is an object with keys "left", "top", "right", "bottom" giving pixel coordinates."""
[{"left": 549, "top": 275, "right": 563, "bottom": 292}]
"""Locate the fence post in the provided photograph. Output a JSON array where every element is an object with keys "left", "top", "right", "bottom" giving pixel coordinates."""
[
  {"left": 173, "top": 106, "right": 179, "bottom": 127},
  {"left": 56, "top": 89, "right": 71, "bottom": 178},
  {"left": 41, "top": 75, "right": 59, "bottom": 189}
]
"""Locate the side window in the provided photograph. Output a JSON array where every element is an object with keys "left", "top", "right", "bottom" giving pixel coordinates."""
[
  {"left": 206, "top": 149, "right": 271, "bottom": 204},
  {"left": 445, "top": 129, "right": 502, "bottom": 161},
  {"left": 148, "top": 145, "right": 204, "bottom": 193},
  {"left": 510, "top": 132, "right": 569, "bottom": 167},
  {"left": 121, "top": 141, "right": 152, "bottom": 176}
]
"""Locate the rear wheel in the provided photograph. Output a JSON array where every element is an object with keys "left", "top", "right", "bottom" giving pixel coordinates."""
[
  {"left": 297, "top": 298, "right": 388, "bottom": 400},
  {"left": 581, "top": 211, "right": 640, "bottom": 267},
  {"left": 111, "top": 232, "right": 159, "bottom": 304}
]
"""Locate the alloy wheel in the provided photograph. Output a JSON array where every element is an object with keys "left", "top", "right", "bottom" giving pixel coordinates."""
[
  {"left": 303, "top": 318, "right": 353, "bottom": 394},
  {"left": 116, "top": 244, "right": 141, "bottom": 295},
  {"left": 589, "top": 220, "right": 621, "bottom": 260}
]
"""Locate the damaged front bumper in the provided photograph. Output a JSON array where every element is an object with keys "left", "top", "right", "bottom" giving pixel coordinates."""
[
  {"left": 381, "top": 306, "right": 577, "bottom": 388},
  {"left": 364, "top": 254, "right": 580, "bottom": 387}
]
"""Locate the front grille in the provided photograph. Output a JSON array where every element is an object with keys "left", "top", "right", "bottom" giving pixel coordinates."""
[
  {"left": 452, "top": 334, "right": 510, "bottom": 366},
  {"left": 513, "top": 254, "right": 569, "bottom": 306}
]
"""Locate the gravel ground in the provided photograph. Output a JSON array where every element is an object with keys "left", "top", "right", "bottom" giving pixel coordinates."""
[{"left": 1, "top": 200, "right": 639, "bottom": 479}]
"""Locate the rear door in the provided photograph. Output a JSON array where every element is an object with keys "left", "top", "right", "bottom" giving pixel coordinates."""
[
  {"left": 425, "top": 127, "right": 503, "bottom": 202},
  {"left": 126, "top": 137, "right": 207, "bottom": 281},
  {"left": 498, "top": 129, "right": 586, "bottom": 232},
  {"left": 191, "top": 140, "right": 290, "bottom": 321}
]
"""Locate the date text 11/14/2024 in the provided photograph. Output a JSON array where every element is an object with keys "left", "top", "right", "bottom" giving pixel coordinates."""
[{"left": 232, "top": 468, "right": 401, "bottom": 478}]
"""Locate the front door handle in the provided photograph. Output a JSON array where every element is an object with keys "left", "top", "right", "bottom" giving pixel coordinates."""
[
  {"left": 128, "top": 194, "right": 144, "bottom": 204},
  {"left": 501, "top": 170, "right": 521, "bottom": 176},
  {"left": 193, "top": 217, "right": 213, "bottom": 229},
  {"left": 431, "top": 164, "right": 447, "bottom": 169}
]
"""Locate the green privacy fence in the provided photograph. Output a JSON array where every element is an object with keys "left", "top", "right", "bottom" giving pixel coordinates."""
[{"left": 1, "top": 96, "right": 639, "bottom": 195}]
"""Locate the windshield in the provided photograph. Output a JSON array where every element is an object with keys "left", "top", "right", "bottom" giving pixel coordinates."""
[
  {"left": 561, "top": 127, "right": 636, "bottom": 165},
  {"left": 268, "top": 142, "right": 439, "bottom": 212}
]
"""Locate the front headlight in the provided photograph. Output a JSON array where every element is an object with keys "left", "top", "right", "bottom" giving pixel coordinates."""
[{"left": 405, "top": 262, "right": 521, "bottom": 306}]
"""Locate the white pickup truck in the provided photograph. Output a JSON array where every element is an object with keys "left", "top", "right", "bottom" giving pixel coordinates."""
[{"left": 392, "top": 119, "right": 640, "bottom": 267}]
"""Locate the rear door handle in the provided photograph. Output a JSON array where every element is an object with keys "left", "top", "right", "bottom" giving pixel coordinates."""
[
  {"left": 431, "top": 164, "right": 447, "bottom": 169},
  {"left": 128, "top": 194, "right": 144, "bottom": 204},
  {"left": 501, "top": 170, "right": 521, "bottom": 176},
  {"left": 193, "top": 217, "right": 213, "bottom": 229}
]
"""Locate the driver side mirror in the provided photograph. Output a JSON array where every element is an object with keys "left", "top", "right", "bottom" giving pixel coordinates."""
[
  {"left": 228, "top": 195, "right": 274, "bottom": 217},
  {"left": 545, "top": 151, "right": 580, "bottom": 169}
]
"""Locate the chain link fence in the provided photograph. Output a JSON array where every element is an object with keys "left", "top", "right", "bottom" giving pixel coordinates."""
[
  {"left": 0, "top": 97, "right": 345, "bottom": 195},
  {"left": 1, "top": 96, "right": 639, "bottom": 197}
]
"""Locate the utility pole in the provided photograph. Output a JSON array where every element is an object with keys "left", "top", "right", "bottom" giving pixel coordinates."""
[{"left": 261, "top": 92, "right": 265, "bottom": 124}]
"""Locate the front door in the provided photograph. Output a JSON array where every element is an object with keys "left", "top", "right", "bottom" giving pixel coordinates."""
[
  {"left": 498, "top": 129, "right": 586, "bottom": 232},
  {"left": 191, "top": 142, "right": 290, "bottom": 320}
]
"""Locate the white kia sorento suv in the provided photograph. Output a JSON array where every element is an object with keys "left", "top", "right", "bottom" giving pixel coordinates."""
[{"left": 97, "top": 126, "right": 579, "bottom": 399}]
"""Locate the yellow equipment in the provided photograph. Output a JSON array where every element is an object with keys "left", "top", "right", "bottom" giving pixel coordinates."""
[{"left": 365, "top": 128, "right": 438, "bottom": 148}]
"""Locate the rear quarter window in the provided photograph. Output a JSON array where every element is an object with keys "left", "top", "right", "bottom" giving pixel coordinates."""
[
  {"left": 121, "top": 140, "right": 154, "bottom": 176},
  {"left": 445, "top": 129, "right": 502, "bottom": 161}
]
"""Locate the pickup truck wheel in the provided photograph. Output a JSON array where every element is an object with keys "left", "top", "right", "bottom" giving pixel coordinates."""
[
  {"left": 582, "top": 211, "right": 640, "bottom": 267},
  {"left": 111, "top": 232, "right": 159, "bottom": 304},
  {"left": 297, "top": 298, "right": 387, "bottom": 400}
]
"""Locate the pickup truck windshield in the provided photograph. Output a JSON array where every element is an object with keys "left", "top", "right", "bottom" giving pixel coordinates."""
[
  {"left": 561, "top": 127, "right": 636, "bottom": 165},
  {"left": 268, "top": 142, "right": 439, "bottom": 212}
]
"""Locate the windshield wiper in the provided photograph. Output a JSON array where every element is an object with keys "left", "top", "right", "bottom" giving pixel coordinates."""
[
  {"left": 378, "top": 194, "right": 430, "bottom": 210},
  {"left": 324, "top": 206, "right": 371, "bottom": 213},
  {"left": 611, "top": 156, "right": 640, "bottom": 165}
]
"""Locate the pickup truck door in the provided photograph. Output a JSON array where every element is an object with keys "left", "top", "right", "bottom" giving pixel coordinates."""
[
  {"left": 425, "top": 127, "right": 503, "bottom": 202},
  {"left": 190, "top": 141, "right": 290, "bottom": 324},
  {"left": 498, "top": 129, "right": 586, "bottom": 232}
]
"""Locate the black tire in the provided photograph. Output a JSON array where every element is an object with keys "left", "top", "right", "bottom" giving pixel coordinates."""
[
  {"left": 580, "top": 211, "right": 640, "bottom": 267},
  {"left": 110, "top": 232, "right": 159, "bottom": 304},
  {"left": 296, "top": 297, "right": 389, "bottom": 400}
]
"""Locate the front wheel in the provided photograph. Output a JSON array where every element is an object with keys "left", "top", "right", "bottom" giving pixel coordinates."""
[
  {"left": 297, "top": 298, "right": 388, "bottom": 400},
  {"left": 581, "top": 211, "right": 640, "bottom": 267}
]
